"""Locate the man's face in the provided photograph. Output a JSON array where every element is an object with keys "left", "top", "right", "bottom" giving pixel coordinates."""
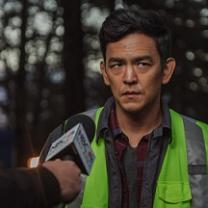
[{"left": 100, "top": 33, "right": 175, "bottom": 114}]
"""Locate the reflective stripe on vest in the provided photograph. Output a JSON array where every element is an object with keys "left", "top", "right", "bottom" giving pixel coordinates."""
[
  {"left": 183, "top": 117, "right": 208, "bottom": 207},
  {"left": 81, "top": 108, "right": 208, "bottom": 208}
]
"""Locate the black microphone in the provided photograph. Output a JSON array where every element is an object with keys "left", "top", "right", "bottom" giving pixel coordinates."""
[{"left": 45, "top": 114, "right": 96, "bottom": 175}]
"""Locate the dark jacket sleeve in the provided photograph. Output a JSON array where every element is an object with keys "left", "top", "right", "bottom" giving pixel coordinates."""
[{"left": 0, "top": 166, "right": 61, "bottom": 208}]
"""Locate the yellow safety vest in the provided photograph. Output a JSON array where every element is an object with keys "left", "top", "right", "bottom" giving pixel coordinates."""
[{"left": 81, "top": 108, "right": 208, "bottom": 208}]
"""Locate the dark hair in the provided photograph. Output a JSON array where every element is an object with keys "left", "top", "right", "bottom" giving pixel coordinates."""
[{"left": 99, "top": 6, "right": 172, "bottom": 63}]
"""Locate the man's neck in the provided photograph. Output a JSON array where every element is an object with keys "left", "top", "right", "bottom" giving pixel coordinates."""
[{"left": 115, "top": 102, "right": 162, "bottom": 147}]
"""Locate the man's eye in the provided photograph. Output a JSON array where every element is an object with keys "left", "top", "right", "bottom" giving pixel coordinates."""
[
  {"left": 110, "top": 63, "right": 123, "bottom": 68},
  {"left": 136, "top": 62, "right": 151, "bottom": 68}
]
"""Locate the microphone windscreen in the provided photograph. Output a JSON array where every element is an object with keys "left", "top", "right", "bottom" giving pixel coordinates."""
[{"left": 64, "top": 114, "right": 95, "bottom": 142}]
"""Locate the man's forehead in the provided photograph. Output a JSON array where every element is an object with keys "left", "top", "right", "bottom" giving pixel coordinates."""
[
  {"left": 105, "top": 34, "right": 159, "bottom": 61},
  {"left": 106, "top": 33, "right": 157, "bottom": 51},
  {"left": 107, "top": 55, "right": 153, "bottom": 63}
]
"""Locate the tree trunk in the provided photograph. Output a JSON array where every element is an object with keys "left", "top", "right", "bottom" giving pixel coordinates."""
[
  {"left": 15, "top": 0, "right": 30, "bottom": 166},
  {"left": 106, "top": 0, "right": 115, "bottom": 11},
  {"left": 61, "top": 0, "right": 85, "bottom": 117}
]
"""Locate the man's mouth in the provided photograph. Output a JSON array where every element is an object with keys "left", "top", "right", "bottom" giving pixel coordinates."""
[
  {"left": 122, "top": 91, "right": 141, "bottom": 97},
  {"left": 122, "top": 91, "right": 140, "bottom": 95}
]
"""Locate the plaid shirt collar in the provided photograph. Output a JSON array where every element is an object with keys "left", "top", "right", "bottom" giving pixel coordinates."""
[{"left": 96, "top": 97, "right": 171, "bottom": 142}]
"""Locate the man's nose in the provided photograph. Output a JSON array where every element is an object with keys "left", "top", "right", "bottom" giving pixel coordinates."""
[{"left": 123, "top": 66, "right": 138, "bottom": 84}]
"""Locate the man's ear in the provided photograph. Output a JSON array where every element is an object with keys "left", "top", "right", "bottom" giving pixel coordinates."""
[
  {"left": 162, "top": 57, "right": 176, "bottom": 85},
  {"left": 100, "top": 61, "right": 110, "bottom": 86}
]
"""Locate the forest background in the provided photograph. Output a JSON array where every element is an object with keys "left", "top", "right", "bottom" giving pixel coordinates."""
[{"left": 0, "top": 0, "right": 208, "bottom": 167}]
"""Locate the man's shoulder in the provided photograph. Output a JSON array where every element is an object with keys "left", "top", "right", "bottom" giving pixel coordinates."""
[
  {"left": 173, "top": 111, "right": 208, "bottom": 139},
  {"left": 72, "top": 108, "right": 99, "bottom": 120},
  {"left": 169, "top": 109, "right": 208, "bottom": 138},
  {"left": 181, "top": 113, "right": 208, "bottom": 128},
  {"left": 170, "top": 109, "right": 208, "bottom": 126}
]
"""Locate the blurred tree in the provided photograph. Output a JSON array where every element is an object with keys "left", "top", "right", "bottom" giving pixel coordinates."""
[
  {"left": 15, "top": 0, "right": 29, "bottom": 166},
  {"left": 60, "top": 0, "right": 85, "bottom": 117},
  {"left": 0, "top": 0, "right": 207, "bottom": 167},
  {"left": 0, "top": 0, "right": 67, "bottom": 165}
]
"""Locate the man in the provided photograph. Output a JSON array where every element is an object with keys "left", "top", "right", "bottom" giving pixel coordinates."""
[
  {"left": 40, "top": 6, "right": 208, "bottom": 208},
  {"left": 0, "top": 159, "right": 81, "bottom": 208}
]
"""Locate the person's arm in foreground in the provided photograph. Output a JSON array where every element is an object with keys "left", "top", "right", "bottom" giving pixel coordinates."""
[{"left": 0, "top": 159, "right": 81, "bottom": 208}]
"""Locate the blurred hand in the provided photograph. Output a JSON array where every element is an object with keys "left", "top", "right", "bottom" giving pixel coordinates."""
[{"left": 42, "top": 159, "right": 81, "bottom": 202}]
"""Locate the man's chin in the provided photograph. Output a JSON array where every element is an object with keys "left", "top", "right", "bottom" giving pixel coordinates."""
[{"left": 121, "top": 103, "right": 144, "bottom": 114}]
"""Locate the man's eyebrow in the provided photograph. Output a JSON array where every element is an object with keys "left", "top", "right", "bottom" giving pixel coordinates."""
[
  {"left": 107, "top": 56, "right": 154, "bottom": 64},
  {"left": 133, "top": 55, "right": 153, "bottom": 62},
  {"left": 108, "top": 57, "right": 125, "bottom": 64}
]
